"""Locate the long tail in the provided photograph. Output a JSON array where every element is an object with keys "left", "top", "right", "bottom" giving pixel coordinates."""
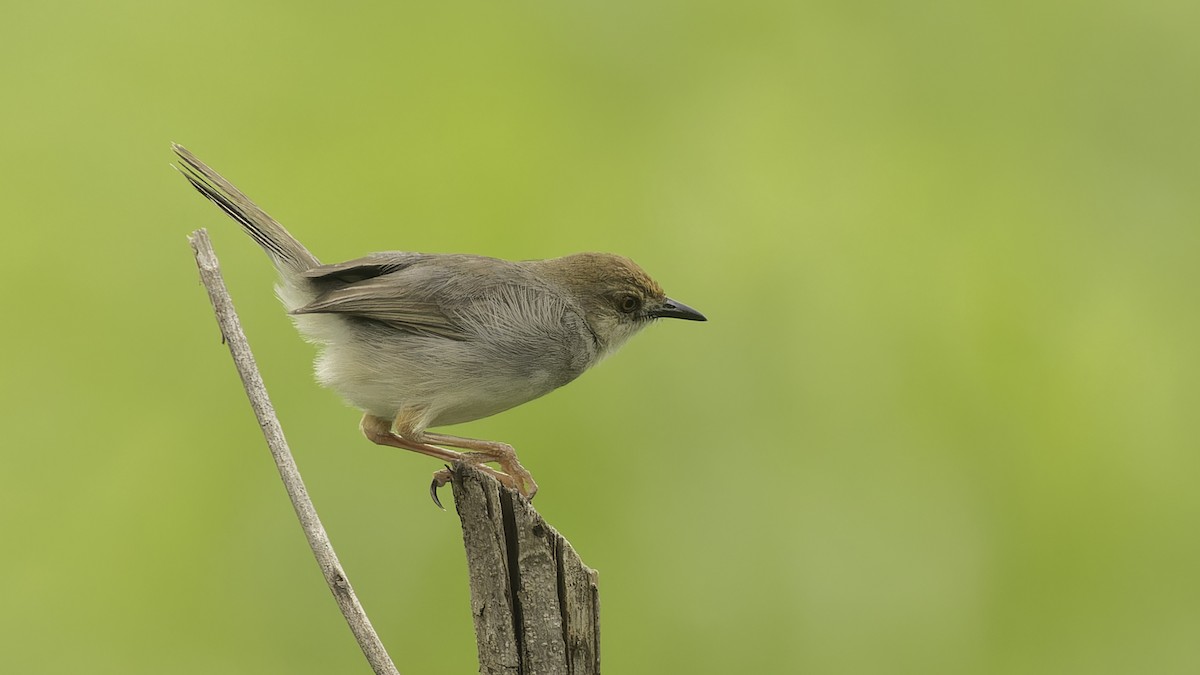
[{"left": 173, "top": 144, "right": 320, "bottom": 276}]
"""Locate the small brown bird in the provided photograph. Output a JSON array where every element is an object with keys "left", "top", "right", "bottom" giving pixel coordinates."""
[{"left": 174, "top": 144, "right": 705, "bottom": 503}]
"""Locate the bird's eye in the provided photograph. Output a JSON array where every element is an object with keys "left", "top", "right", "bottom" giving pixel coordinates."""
[{"left": 619, "top": 294, "right": 641, "bottom": 313}]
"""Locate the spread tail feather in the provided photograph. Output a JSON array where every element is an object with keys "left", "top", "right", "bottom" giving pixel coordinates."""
[{"left": 172, "top": 143, "right": 320, "bottom": 275}]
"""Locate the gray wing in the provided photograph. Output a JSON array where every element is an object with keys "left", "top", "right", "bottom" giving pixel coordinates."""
[{"left": 292, "top": 253, "right": 511, "bottom": 340}]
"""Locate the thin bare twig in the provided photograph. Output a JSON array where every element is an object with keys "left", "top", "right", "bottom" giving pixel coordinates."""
[{"left": 189, "top": 228, "right": 400, "bottom": 675}]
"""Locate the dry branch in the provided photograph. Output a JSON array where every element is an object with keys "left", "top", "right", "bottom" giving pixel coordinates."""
[{"left": 189, "top": 228, "right": 400, "bottom": 675}]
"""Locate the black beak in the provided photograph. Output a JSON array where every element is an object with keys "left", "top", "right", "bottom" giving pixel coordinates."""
[{"left": 650, "top": 297, "right": 707, "bottom": 321}]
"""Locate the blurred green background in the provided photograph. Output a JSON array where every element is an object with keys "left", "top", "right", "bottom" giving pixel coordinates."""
[{"left": 2, "top": 1, "right": 1198, "bottom": 673}]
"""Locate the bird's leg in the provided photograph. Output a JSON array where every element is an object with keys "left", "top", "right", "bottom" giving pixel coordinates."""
[
  {"left": 361, "top": 414, "right": 462, "bottom": 461},
  {"left": 360, "top": 414, "right": 522, "bottom": 506},
  {"left": 420, "top": 432, "right": 539, "bottom": 500}
]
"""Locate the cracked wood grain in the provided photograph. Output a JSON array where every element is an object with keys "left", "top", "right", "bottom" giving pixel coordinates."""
[{"left": 451, "top": 464, "right": 600, "bottom": 675}]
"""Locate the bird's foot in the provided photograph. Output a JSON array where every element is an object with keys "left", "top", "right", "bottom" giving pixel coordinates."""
[
  {"left": 428, "top": 460, "right": 532, "bottom": 509},
  {"left": 427, "top": 454, "right": 535, "bottom": 506},
  {"left": 463, "top": 451, "right": 538, "bottom": 500}
]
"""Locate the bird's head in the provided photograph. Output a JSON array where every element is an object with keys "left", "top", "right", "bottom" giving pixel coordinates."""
[{"left": 534, "top": 252, "right": 706, "bottom": 357}]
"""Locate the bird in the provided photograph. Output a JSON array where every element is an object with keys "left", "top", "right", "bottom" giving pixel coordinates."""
[{"left": 173, "top": 144, "right": 705, "bottom": 504}]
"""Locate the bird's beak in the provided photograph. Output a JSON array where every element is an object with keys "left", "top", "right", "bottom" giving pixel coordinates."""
[{"left": 650, "top": 297, "right": 707, "bottom": 321}]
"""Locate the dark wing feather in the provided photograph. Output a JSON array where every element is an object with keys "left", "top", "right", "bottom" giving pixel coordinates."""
[{"left": 301, "top": 251, "right": 426, "bottom": 284}]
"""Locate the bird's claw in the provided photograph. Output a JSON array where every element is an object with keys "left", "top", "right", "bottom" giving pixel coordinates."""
[{"left": 429, "top": 465, "right": 453, "bottom": 509}]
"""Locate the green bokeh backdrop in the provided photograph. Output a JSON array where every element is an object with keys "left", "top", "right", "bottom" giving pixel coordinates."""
[{"left": 3, "top": 1, "right": 1198, "bottom": 673}]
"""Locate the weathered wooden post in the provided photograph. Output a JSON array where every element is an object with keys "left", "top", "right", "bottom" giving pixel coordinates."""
[{"left": 450, "top": 464, "right": 600, "bottom": 675}]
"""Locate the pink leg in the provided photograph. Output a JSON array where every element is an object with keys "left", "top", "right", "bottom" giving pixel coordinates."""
[{"left": 360, "top": 415, "right": 522, "bottom": 505}]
